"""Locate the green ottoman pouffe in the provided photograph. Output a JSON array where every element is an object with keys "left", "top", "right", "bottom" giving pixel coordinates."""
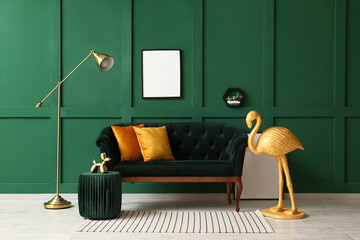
[{"left": 78, "top": 171, "right": 122, "bottom": 219}]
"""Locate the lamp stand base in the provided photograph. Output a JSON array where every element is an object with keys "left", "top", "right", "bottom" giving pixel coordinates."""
[
  {"left": 44, "top": 195, "right": 71, "bottom": 209},
  {"left": 261, "top": 208, "right": 305, "bottom": 219}
]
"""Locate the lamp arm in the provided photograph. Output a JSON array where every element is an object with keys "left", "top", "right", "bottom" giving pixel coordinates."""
[{"left": 36, "top": 50, "right": 95, "bottom": 108}]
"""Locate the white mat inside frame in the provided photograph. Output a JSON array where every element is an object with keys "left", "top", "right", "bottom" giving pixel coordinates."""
[{"left": 77, "top": 209, "right": 273, "bottom": 233}]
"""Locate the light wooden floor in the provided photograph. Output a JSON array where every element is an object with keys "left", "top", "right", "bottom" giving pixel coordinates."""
[{"left": 0, "top": 193, "right": 359, "bottom": 239}]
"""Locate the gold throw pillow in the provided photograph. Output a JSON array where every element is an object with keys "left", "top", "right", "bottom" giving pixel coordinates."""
[
  {"left": 133, "top": 126, "right": 175, "bottom": 162},
  {"left": 111, "top": 124, "right": 144, "bottom": 161}
]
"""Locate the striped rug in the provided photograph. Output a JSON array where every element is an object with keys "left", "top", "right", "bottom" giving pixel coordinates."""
[{"left": 77, "top": 210, "right": 273, "bottom": 233}]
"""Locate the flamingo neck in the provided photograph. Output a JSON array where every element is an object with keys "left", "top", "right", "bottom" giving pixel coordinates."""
[{"left": 248, "top": 114, "right": 262, "bottom": 154}]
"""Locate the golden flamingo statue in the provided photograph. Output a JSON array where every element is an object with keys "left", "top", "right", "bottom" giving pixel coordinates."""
[{"left": 246, "top": 110, "right": 305, "bottom": 219}]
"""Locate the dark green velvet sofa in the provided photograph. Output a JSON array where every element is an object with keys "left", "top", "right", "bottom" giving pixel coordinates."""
[{"left": 96, "top": 122, "right": 248, "bottom": 211}]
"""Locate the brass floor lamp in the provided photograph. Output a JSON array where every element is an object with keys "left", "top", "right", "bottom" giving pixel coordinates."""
[{"left": 36, "top": 50, "right": 114, "bottom": 209}]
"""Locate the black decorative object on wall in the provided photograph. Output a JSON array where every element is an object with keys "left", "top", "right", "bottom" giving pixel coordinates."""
[{"left": 223, "top": 88, "right": 244, "bottom": 107}]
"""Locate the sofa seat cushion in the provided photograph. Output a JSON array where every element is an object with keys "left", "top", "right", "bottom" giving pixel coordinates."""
[{"left": 113, "top": 160, "right": 233, "bottom": 177}]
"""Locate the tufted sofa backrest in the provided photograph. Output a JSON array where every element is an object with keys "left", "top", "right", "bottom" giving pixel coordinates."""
[
  {"left": 97, "top": 122, "right": 247, "bottom": 161},
  {"left": 164, "top": 122, "right": 246, "bottom": 161}
]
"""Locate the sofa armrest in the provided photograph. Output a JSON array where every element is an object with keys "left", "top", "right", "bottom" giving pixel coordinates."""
[
  {"left": 227, "top": 136, "right": 248, "bottom": 177},
  {"left": 96, "top": 135, "right": 119, "bottom": 171}
]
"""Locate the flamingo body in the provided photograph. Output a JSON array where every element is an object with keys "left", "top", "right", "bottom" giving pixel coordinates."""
[{"left": 257, "top": 126, "right": 304, "bottom": 157}]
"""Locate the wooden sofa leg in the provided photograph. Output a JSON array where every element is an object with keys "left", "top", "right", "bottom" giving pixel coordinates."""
[
  {"left": 235, "top": 178, "right": 243, "bottom": 212},
  {"left": 226, "top": 182, "right": 232, "bottom": 204}
]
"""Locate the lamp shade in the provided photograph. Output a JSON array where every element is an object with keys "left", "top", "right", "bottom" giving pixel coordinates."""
[{"left": 93, "top": 52, "right": 114, "bottom": 72}]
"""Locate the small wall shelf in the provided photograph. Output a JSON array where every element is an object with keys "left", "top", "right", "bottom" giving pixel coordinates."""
[{"left": 223, "top": 88, "right": 244, "bottom": 107}]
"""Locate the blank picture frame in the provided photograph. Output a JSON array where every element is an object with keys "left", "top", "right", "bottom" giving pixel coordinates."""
[{"left": 142, "top": 50, "right": 181, "bottom": 98}]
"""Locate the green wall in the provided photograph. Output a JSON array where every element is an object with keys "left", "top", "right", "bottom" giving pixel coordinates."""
[{"left": 0, "top": 0, "right": 359, "bottom": 193}]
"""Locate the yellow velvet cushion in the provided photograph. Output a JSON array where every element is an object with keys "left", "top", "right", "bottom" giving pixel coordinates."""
[
  {"left": 133, "top": 126, "right": 175, "bottom": 162},
  {"left": 111, "top": 124, "right": 144, "bottom": 161}
]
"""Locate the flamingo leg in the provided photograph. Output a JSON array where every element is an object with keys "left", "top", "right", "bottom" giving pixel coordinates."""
[
  {"left": 270, "top": 157, "right": 284, "bottom": 212},
  {"left": 280, "top": 155, "right": 299, "bottom": 215}
]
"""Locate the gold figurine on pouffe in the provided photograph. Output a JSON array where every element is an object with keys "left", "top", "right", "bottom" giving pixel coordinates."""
[
  {"left": 91, "top": 153, "right": 111, "bottom": 173},
  {"left": 246, "top": 111, "right": 305, "bottom": 219}
]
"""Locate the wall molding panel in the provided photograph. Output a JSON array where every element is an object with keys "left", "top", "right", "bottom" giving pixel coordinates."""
[{"left": 0, "top": 0, "right": 359, "bottom": 193}]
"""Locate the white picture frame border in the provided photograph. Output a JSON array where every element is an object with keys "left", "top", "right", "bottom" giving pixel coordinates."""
[{"left": 142, "top": 49, "right": 181, "bottom": 98}]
